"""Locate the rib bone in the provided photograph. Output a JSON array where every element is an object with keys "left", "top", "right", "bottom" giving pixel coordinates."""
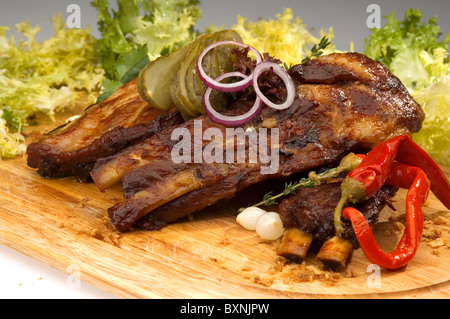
[
  {"left": 316, "top": 236, "right": 353, "bottom": 271},
  {"left": 277, "top": 228, "right": 313, "bottom": 263},
  {"left": 27, "top": 79, "right": 183, "bottom": 181},
  {"left": 93, "top": 52, "right": 422, "bottom": 232}
]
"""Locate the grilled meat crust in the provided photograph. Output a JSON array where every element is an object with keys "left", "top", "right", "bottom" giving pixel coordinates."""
[
  {"left": 26, "top": 79, "right": 183, "bottom": 181},
  {"left": 100, "top": 52, "right": 424, "bottom": 232},
  {"left": 279, "top": 182, "right": 398, "bottom": 247}
]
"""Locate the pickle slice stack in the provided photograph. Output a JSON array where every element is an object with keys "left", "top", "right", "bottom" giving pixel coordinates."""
[{"left": 137, "top": 30, "right": 242, "bottom": 120}]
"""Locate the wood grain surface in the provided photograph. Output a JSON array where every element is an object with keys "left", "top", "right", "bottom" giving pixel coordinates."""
[{"left": 0, "top": 108, "right": 449, "bottom": 299}]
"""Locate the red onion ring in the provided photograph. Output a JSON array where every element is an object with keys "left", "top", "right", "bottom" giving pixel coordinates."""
[
  {"left": 252, "top": 61, "right": 296, "bottom": 110},
  {"left": 197, "top": 40, "right": 263, "bottom": 93},
  {"left": 203, "top": 72, "right": 262, "bottom": 126}
]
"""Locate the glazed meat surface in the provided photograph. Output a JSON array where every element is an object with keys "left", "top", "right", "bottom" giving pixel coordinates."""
[
  {"left": 26, "top": 79, "right": 183, "bottom": 181},
  {"left": 279, "top": 182, "right": 398, "bottom": 247},
  {"left": 96, "top": 52, "right": 424, "bottom": 232}
]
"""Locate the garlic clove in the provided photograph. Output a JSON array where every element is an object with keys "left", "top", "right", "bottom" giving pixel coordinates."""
[
  {"left": 255, "top": 212, "right": 285, "bottom": 240},
  {"left": 236, "top": 206, "right": 267, "bottom": 230}
]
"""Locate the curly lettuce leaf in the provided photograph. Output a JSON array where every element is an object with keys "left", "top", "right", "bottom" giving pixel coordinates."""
[
  {"left": 365, "top": 10, "right": 446, "bottom": 62},
  {"left": 0, "top": 110, "right": 26, "bottom": 159},
  {"left": 365, "top": 9, "right": 450, "bottom": 90},
  {"left": 91, "top": 0, "right": 201, "bottom": 101},
  {"left": 96, "top": 44, "right": 150, "bottom": 102},
  {"left": 91, "top": 0, "right": 139, "bottom": 80},
  {"left": 133, "top": 0, "right": 202, "bottom": 60},
  {"left": 411, "top": 49, "right": 450, "bottom": 165},
  {"left": 364, "top": 8, "right": 450, "bottom": 166},
  {"left": 92, "top": 0, "right": 201, "bottom": 80},
  {"left": 0, "top": 14, "right": 104, "bottom": 158}
]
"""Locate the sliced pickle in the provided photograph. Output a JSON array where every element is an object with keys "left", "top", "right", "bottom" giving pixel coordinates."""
[
  {"left": 172, "top": 30, "right": 242, "bottom": 120},
  {"left": 137, "top": 29, "right": 243, "bottom": 117},
  {"left": 137, "top": 44, "right": 190, "bottom": 111}
]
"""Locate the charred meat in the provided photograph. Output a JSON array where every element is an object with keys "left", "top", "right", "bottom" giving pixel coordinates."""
[
  {"left": 96, "top": 52, "right": 424, "bottom": 232},
  {"left": 277, "top": 180, "right": 397, "bottom": 270},
  {"left": 278, "top": 182, "right": 397, "bottom": 247},
  {"left": 26, "top": 79, "right": 183, "bottom": 181}
]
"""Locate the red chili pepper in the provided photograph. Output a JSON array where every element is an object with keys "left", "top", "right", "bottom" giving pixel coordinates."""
[
  {"left": 334, "top": 135, "right": 450, "bottom": 237},
  {"left": 346, "top": 135, "right": 450, "bottom": 207},
  {"left": 343, "top": 162, "right": 430, "bottom": 270},
  {"left": 334, "top": 134, "right": 450, "bottom": 269}
]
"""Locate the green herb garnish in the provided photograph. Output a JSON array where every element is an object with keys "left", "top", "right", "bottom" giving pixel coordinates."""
[
  {"left": 252, "top": 153, "right": 363, "bottom": 207},
  {"left": 301, "top": 36, "right": 331, "bottom": 63},
  {"left": 91, "top": 0, "right": 202, "bottom": 102}
]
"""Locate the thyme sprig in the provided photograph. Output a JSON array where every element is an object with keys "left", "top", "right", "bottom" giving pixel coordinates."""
[
  {"left": 252, "top": 153, "right": 363, "bottom": 208},
  {"left": 253, "top": 168, "right": 336, "bottom": 208},
  {"left": 301, "top": 36, "right": 331, "bottom": 63}
]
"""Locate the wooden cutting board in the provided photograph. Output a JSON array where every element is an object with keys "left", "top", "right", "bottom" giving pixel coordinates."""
[{"left": 0, "top": 109, "right": 449, "bottom": 299}]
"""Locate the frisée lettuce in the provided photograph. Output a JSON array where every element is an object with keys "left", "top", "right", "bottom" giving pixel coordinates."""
[
  {"left": 411, "top": 52, "right": 450, "bottom": 166},
  {"left": 207, "top": 8, "right": 336, "bottom": 68},
  {"left": 364, "top": 8, "right": 450, "bottom": 165},
  {"left": 0, "top": 0, "right": 203, "bottom": 159},
  {"left": 0, "top": 14, "right": 104, "bottom": 158},
  {"left": 91, "top": 0, "right": 202, "bottom": 101}
]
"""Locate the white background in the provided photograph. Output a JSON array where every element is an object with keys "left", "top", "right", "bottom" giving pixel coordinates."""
[
  {"left": 0, "top": 0, "right": 449, "bottom": 299},
  {"left": 0, "top": 244, "right": 118, "bottom": 298}
]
